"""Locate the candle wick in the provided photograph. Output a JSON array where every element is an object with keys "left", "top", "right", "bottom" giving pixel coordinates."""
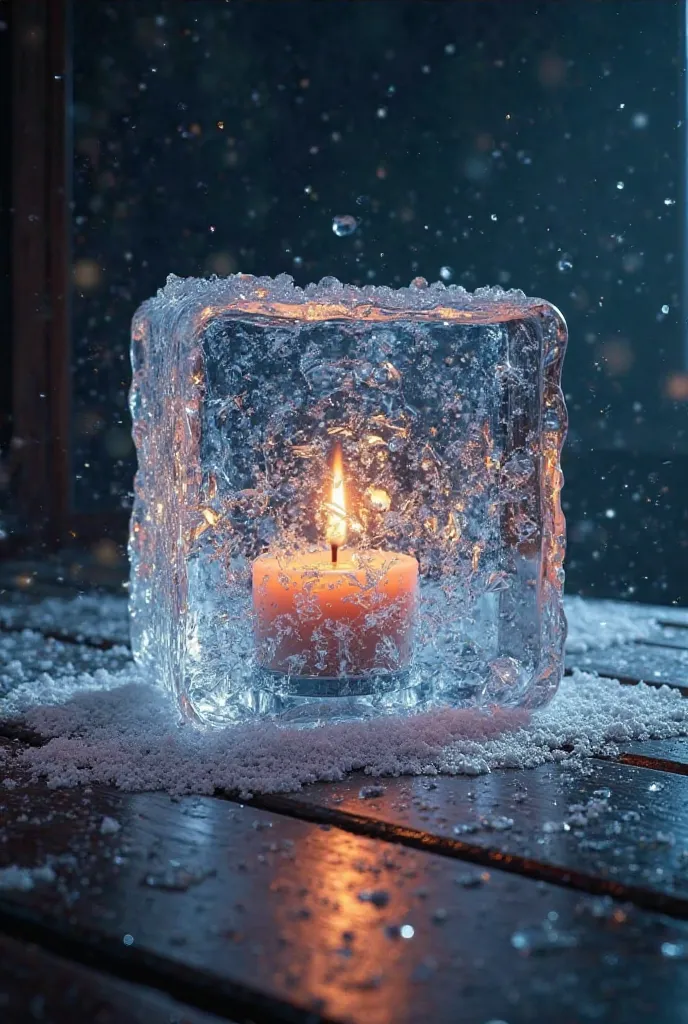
[{"left": 331, "top": 543, "right": 338, "bottom": 564}]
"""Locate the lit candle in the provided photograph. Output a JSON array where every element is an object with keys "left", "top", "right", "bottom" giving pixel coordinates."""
[{"left": 252, "top": 447, "right": 418, "bottom": 682}]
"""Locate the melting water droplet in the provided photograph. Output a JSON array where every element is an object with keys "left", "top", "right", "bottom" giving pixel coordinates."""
[{"left": 332, "top": 215, "right": 358, "bottom": 237}]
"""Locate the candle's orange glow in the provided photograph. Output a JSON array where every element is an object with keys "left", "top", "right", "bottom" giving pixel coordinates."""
[{"left": 325, "top": 444, "right": 347, "bottom": 549}]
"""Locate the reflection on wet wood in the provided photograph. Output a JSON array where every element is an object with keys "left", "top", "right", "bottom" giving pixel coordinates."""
[{"left": 0, "top": 771, "right": 687, "bottom": 1023}]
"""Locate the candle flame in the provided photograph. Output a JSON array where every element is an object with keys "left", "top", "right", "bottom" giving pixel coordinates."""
[{"left": 325, "top": 444, "right": 347, "bottom": 550}]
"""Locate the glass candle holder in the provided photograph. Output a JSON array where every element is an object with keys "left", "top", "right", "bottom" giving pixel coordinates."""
[{"left": 129, "top": 275, "right": 567, "bottom": 727}]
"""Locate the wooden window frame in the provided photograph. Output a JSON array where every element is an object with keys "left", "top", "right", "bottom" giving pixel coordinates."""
[{"left": 10, "top": 0, "right": 127, "bottom": 550}]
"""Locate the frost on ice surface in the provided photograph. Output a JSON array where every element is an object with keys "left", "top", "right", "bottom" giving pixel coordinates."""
[{"left": 129, "top": 273, "right": 567, "bottom": 726}]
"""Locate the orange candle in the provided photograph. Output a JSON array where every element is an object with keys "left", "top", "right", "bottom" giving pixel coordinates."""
[{"left": 252, "top": 448, "right": 418, "bottom": 680}]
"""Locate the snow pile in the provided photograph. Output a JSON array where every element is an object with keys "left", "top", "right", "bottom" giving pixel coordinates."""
[{"left": 1, "top": 662, "right": 687, "bottom": 797}]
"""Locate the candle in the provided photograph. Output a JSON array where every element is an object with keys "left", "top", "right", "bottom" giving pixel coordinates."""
[{"left": 252, "top": 447, "right": 418, "bottom": 682}]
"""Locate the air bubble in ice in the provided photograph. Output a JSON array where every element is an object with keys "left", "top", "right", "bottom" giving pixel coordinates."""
[
  {"left": 557, "top": 258, "right": 573, "bottom": 273},
  {"left": 661, "top": 304, "right": 670, "bottom": 314},
  {"left": 439, "top": 265, "right": 454, "bottom": 281},
  {"left": 500, "top": 453, "right": 535, "bottom": 495},
  {"left": 332, "top": 215, "right": 358, "bottom": 237},
  {"left": 632, "top": 112, "right": 649, "bottom": 129},
  {"left": 365, "top": 487, "right": 392, "bottom": 512},
  {"left": 488, "top": 657, "right": 521, "bottom": 690}
]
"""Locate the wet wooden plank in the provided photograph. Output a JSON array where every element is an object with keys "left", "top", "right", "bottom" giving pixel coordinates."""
[
  {"left": 261, "top": 758, "right": 688, "bottom": 915},
  {"left": 0, "top": 932, "right": 230, "bottom": 1024},
  {"left": 566, "top": 642, "right": 688, "bottom": 689},
  {"left": 613, "top": 740, "right": 688, "bottom": 773},
  {"left": 0, "top": 767, "right": 688, "bottom": 1022}
]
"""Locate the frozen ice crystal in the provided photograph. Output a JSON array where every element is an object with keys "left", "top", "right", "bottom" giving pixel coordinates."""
[{"left": 129, "top": 274, "right": 567, "bottom": 727}]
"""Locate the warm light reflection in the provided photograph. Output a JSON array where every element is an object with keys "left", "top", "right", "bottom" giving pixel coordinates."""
[
  {"left": 196, "top": 298, "right": 546, "bottom": 327},
  {"left": 269, "top": 824, "right": 412, "bottom": 1017},
  {"left": 325, "top": 444, "right": 347, "bottom": 550}
]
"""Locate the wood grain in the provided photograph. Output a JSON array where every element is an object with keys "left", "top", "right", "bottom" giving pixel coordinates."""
[
  {"left": 0, "top": 772, "right": 687, "bottom": 1023},
  {"left": 258, "top": 757, "right": 688, "bottom": 915}
]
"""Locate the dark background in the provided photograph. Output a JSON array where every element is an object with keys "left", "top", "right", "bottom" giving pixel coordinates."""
[
  {"left": 3, "top": 0, "right": 688, "bottom": 604},
  {"left": 0, "top": 0, "right": 10, "bottom": 458}
]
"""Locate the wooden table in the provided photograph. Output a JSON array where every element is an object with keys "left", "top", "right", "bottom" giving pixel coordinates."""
[{"left": 1, "top": 598, "right": 688, "bottom": 1023}]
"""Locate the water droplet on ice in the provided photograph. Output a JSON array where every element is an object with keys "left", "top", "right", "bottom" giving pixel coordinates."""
[
  {"left": 490, "top": 213, "right": 498, "bottom": 221},
  {"left": 557, "top": 258, "right": 573, "bottom": 273},
  {"left": 616, "top": 181, "right": 625, "bottom": 190},
  {"left": 661, "top": 304, "right": 670, "bottom": 314},
  {"left": 439, "top": 265, "right": 454, "bottom": 281},
  {"left": 400, "top": 924, "right": 415, "bottom": 938},
  {"left": 332, "top": 215, "right": 358, "bottom": 237}
]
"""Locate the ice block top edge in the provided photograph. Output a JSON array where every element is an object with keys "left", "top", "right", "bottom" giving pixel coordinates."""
[{"left": 138, "top": 272, "right": 561, "bottom": 325}]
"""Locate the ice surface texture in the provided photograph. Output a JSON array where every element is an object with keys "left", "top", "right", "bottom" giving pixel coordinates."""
[{"left": 129, "top": 274, "right": 567, "bottom": 727}]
